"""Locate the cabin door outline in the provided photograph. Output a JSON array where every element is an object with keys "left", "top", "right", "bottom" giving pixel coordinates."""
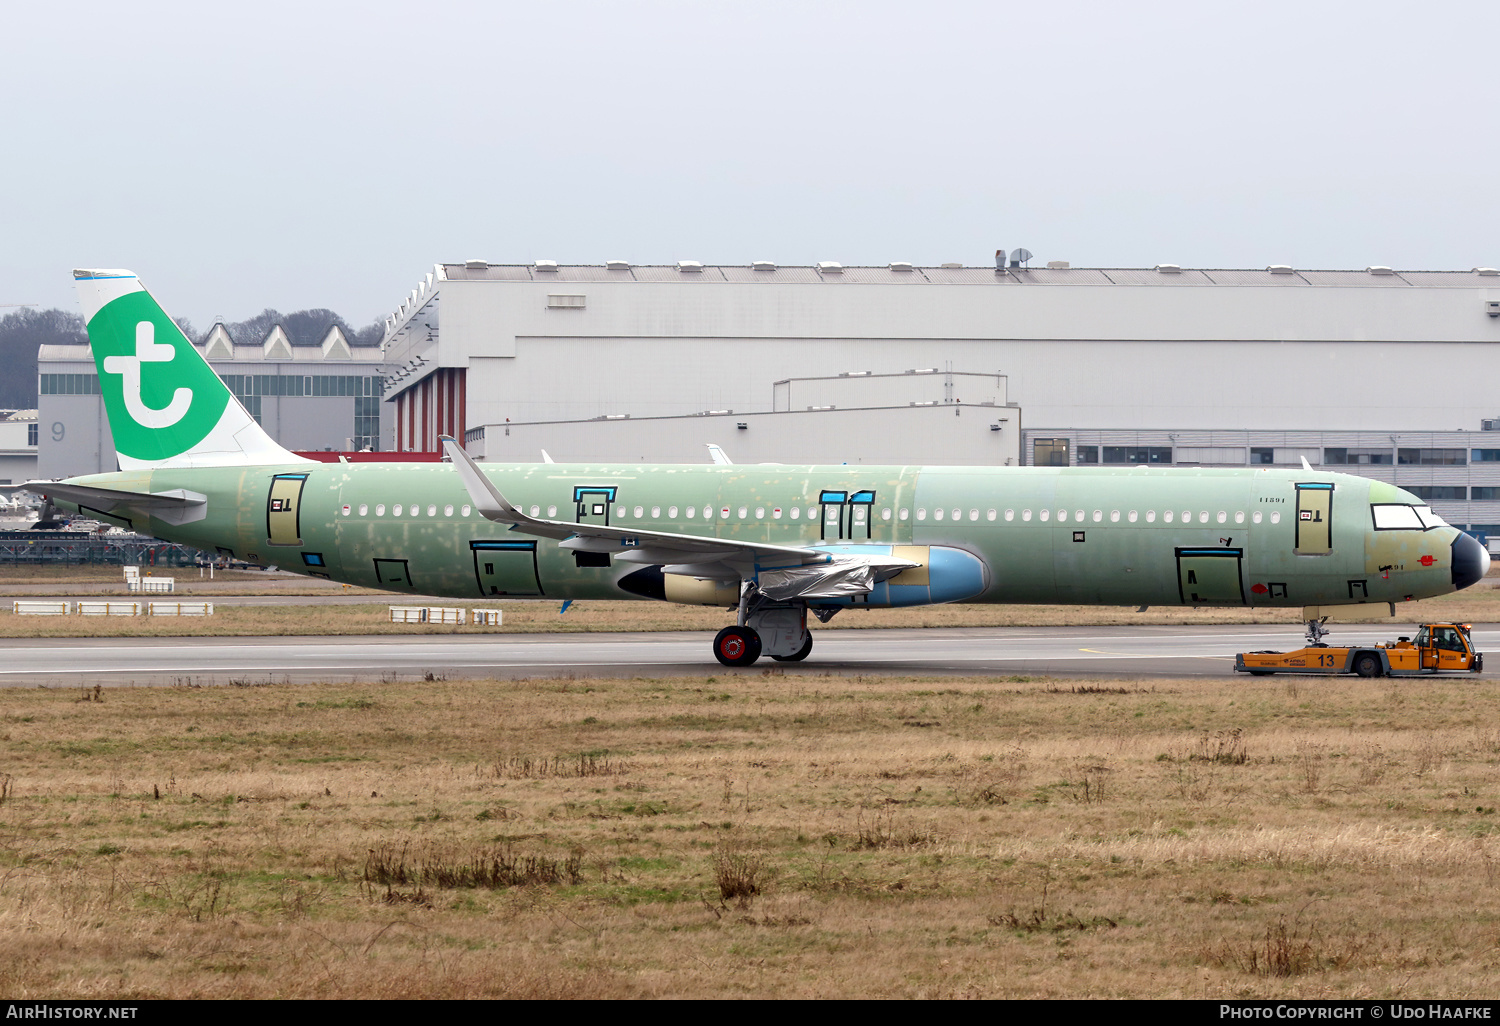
[
  {"left": 574, "top": 486, "right": 617, "bottom": 527},
  {"left": 1295, "top": 482, "right": 1333, "bottom": 555},
  {"left": 1176, "top": 547, "right": 1245, "bottom": 605},
  {"left": 266, "top": 474, "right": 309, "bottom": 546},
  {"left": 471, "top": 540, "right": 544, "bottom": 596}
]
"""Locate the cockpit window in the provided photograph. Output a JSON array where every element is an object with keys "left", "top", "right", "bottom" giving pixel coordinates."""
[
  {"left": 1414, "top": 506, "right": 1448, "bottom": 529},
  {"left": 1372, "top": 504, "right": 1425, "bottom": 530}
]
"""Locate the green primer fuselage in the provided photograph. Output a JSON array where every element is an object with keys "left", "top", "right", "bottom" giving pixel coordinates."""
[{"left": 59, "top": 461, "right": 1460, "bottom": 610}]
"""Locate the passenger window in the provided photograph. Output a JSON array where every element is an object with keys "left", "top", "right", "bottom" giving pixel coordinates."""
[
  {"left": 634, "top": 506, "right": 644, "bottom": 518},
  {"left": 1075, "top": 510, "right": 1084, "bottom": 522},
  {"left": 1110, "top": 510, "right": 1120, "bottom": 522},
  {"left": 1021, "top": 509, "right": 1032, "bottom": 521},
  {"left": 969, "top": 509, "right": 978, "bottom": 521},
  {"left": 755, "top": 507, "right": 765, "bottom": 518},
  {"left": 1216, "top": 511, "right": 1226, "bottom": 523},
  {"left": 686, "top": 506, "right": 696, "bottom": 518},
  {"left": 790, "top": 508, "right": 800, "bottom": 519},
  {"left": 1198, "top": 511, "right": 1208, "bottom": 523},
  {"left": 808, "top": 508, "right": 818, "bottom": 520},
  {"left": 616, "top": 505, "right": 625, "bottom": 518},
  {"left": 444, "top": 505, "right": 454, "bottom": 517},
  {"left": 1164, "top": 510, "right": 1173, "bottom": 523},
  {"left": 1235, "top": 511, "right": 1244, "bottom": 524},
  {"left": 1040, "top": 509, "right": 1050, "bottom": 522},
  {"left": 461, "top": 505, "right": 471, "bottom": 517},
  {"left": 652, "top": 506, "right": 661, "bottom": 518},
  {"left": 882, "top": 508, "right": 892, "bottom": 521},
  {"left": 359, "top": 504, "right": 368, "bottom": 516},
  {"left": 1093, "top": 510, "right": 1103, "bottom": 522},
  {"left": 427, "top": 505, "right": 437, "bottom": 517},
  {"left": 1271, "top": 511, "right": 1281, "bottom": 524},
  {"left": 376, "top": 504, "right": 386, "bottom": 516},
  {"left": 986, "top": 509, "right": 996, "bottom": 521},
  {"left": 1146, "top": 510, "right": 1155, "bottom": 522},
  {"left": 547, "top": 505, "right": 557, "bottom": 517},
  {"left": 394, "top": 504, "right": 403, "bottom": 516},
  {"left": 934, "top": 508, "right": 945, "bottom": 520},
  {"left": 739, "top": 507, "right": 748, "bottom": 518},
  {"left": 530, "top": 505, "right": 540, "bottom": 516},
  {"left": 1057, "top": 510, "right": 1067, "bottom": 523},
  {"left": 1004, "top": 509, "right": 1014, "bottom": 521},
  {"left": 917, "top": 509, "right": 927, "bottom": 520},
  {"left": 953, "top": 508, "right": 961, "bottom": 521},
  {"left": 899, "top": 508, "right": 909, "bottom": 520},
  {"left": 669, "top": 506, "right": 678, "bottom": 517},
  {"left": 1127, "top": 510, "right": 1137, "bottom": 522},
  {"left": 1253, "top": 510, "right": 1262, "bottom": 523}
]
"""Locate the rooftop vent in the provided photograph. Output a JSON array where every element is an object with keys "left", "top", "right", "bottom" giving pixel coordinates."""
[
  {"left": 817, "top": 261, "right": 843, "bottom": 273},
  {"left": 533, "top": 259, "right": 558, "bottom": 272},
  {"left": 1046, "top": 260, "right": 1069, "bottom": 269},
  {"left": 1267, "top": 265, "right": 1296, "bottom": 274},
  {"left": 547, "top": 294, "right": 586, "bottom": 309},
  {"left": 464, "top": 259, "right": 488, "bottom": 270},
  {"left": 940, "top": 262, "right": 963, "bottom": 269},
  {"left": 1476, "top": 267, "right": 1500, "bottom": 276},
  {"left": 752, "top": 260, "right": 776, "bottom": 272},
  {"left": 1366, "top": 266, "right": 1395, "bottom": 275},
  {"left": 907, "top": 368, "right": 937, "bottom": 374},
  {"left": 839, "top": 371, "right": 872, "bottom": 377},
  {"left": 889, "top": 261, "right": 914, "bottom": 272},
  {"left": 677, "top": 260, "right": 703, "bottom": 273},
  {"left": 1154, "top": 264, "right": 1182, "bottom": 273},
  {"left": 605, "top": 259, "right": 631, "bottom": 271}
]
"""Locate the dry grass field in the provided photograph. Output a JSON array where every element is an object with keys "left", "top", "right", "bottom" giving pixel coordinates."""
[{"left": 4, "top": 671, "right": 1500, "bottom": 998}]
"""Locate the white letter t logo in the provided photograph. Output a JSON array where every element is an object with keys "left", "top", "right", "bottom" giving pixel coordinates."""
[{"left": 102, "top": 321, "right": 193, "bottom": 429}]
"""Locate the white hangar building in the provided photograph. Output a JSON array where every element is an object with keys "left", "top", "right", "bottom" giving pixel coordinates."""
[{"left": 380, "top": 259, "right": 1500, "bottom": 540}]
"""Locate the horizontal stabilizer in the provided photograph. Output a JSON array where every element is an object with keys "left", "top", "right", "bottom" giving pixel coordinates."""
[{"left": 27, "top": 481, "right": 207, "bottom": 526}]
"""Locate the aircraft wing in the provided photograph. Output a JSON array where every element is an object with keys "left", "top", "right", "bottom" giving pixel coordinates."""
[
  {"left": 440, "top": 436, "right": 850, "bottom": 572},
  {"left": 26, "top": 480, "right": 208, "bottom": 526}
]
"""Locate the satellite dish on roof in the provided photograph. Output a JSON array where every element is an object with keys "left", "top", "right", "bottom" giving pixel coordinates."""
[{"left": 1010, "top": 248, "right": 1033, "bottom": 269}]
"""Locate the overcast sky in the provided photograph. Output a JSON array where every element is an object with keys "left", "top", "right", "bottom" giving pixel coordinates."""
[{"left": 3, "top": 0, "right": 1496, "bottom": 329}]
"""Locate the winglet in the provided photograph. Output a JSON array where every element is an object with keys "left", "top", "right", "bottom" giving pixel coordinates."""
[
  {"left": 706, "top": 443, "right": 733, "bottom": 465},
  {"left": 1301, "top": 456, "right": 1314, "bottom": 471},
  {"left": 541, "top": 449, "right": 555, "bottom": 464},
  {"left": 439, "top": 435, "right": 521, "bottom": 523}
]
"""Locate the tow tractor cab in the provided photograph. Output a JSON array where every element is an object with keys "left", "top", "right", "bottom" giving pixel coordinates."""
[{"left": 1236, "top": 622, "right": 1483, "bottom": 677}]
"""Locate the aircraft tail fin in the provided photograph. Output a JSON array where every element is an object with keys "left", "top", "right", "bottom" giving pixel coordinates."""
[{"left": 73, "top": 269, "right": 308, "bottom": 469}]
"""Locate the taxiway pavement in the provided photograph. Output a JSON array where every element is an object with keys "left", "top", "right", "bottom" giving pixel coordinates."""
[{"left": 3, "top": 624, "right": 1495, "bottom": 686}]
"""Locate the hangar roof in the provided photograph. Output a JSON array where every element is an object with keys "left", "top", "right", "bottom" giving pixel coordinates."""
[{"left": 438, "top": 262, "right": 1500, "bottom": 287}]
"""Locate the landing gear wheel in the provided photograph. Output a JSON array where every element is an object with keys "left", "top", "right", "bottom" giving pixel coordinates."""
[
  {"left": 713, "top": 625, "right": 762, "bottom": 667},
  {"left": 1353, "top": 652, "right": 1382, "bottom": 678},
  {"left": 771, "top": 633, "right": 814, "bottom": 662}
]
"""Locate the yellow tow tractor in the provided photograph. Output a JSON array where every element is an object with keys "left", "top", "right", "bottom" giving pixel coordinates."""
[{"left": 1236, "top": 622, "right": 1484, "bottom": 678}]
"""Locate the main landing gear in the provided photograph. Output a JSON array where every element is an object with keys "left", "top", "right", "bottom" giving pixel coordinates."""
[{"left": 710, "top": 583, "right": 825, "bottom": 667}]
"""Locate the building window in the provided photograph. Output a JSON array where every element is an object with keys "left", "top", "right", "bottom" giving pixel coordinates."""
[
  {"left": 1406, "top": 486, "right": 1467, "bottom": 501},
  {"left": 1399, "top": 448, "right": 1466, "bottom": 466},
  {"left": 1474, "top": 450, "right": 1500, "bottom": 462},
  {"left": 1102, "top": 446, "right": 1171, "bottom": 464},
  {"left": 1325, "top": 448, "right": 1393, "bottom": 465},
  {"left": 1250, "top": 447, "right": 1273, "bottom": 464},
  {"left": 1033, "top": 438, "right": 1070, "bottom": 467},
  {"left": 27, "top": 423, "right": 38, "bottom": 446},
  {"left": 1472, "top": 487, "right": 1500, "bottom": 500},
  {"left": 1076, "top": 445, "right": 1099, "bottom": 464}
]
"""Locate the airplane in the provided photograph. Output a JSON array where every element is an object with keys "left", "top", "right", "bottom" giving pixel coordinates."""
[{"left": 28, "top": 269, "right": 1491, "bottom": 668}]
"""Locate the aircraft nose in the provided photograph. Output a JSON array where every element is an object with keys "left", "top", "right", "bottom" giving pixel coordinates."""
[{"left": 1452, "top": 531, "right": 1491, "bottom": 591}]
